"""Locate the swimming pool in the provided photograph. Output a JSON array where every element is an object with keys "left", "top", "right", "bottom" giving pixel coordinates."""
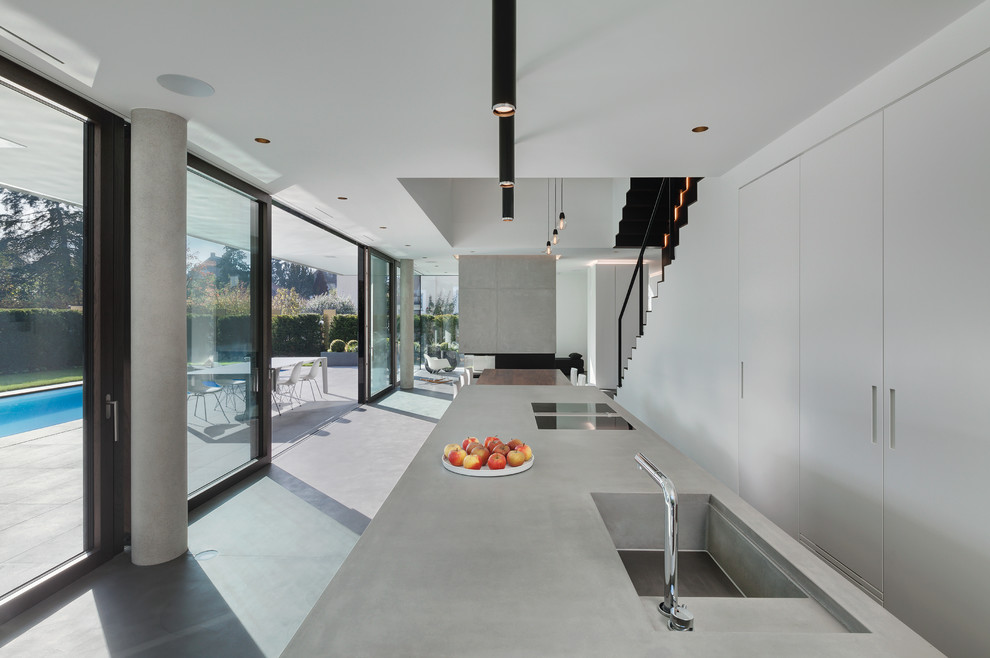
[{"left": 0, "top": 385, "right": 83, "bottom": 438}]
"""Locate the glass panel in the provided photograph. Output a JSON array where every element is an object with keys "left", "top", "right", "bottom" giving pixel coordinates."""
[
  {"left": 0, "top": 81, "right": 86, "bottom": 595},
  {"left": 270, "top": 207, "right": 358, "bottom": 453},
  {"left": 417, "top": 274, "right": 459, "bottom": 372},
  {"left": 186, "top": 170, "right": 259, "bottom": 494},
  {"left": 369, "top": 253, "right": 391, "bottom": 396}
]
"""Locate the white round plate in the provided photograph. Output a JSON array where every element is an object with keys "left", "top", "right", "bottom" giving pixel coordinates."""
[{"left": 442, "top": 453, "right": 534, "bottom": 477}]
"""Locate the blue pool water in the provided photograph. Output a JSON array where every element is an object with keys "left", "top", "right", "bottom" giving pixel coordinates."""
[{"left": 0, "top": 385, "right": 83, "bottom": 438}]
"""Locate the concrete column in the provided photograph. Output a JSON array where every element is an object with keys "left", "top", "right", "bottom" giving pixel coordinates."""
[
  {"left": 130, "top": 108, "right": 188, "bottom": 566},
  {"left": 400, "top": 259, "right": 414, "bottom": 389}
]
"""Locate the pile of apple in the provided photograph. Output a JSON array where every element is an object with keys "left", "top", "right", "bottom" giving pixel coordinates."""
[{"left": 443, "top": 436, "right": 533, "bottom": 471}]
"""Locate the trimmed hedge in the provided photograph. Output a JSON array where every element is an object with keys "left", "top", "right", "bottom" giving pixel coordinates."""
[
  {"left": 326, "top": 314, "right": 358, "bottom": 347},
  {"left": 0, "top": 309, "right": 84, "bottom": 374},
  {"left": 272, "top": 314, "right": 323, "bottom": 356}
]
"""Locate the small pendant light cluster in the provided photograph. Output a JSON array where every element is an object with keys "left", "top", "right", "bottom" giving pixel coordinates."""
[
  {"left": 493, "top": 0, "right": 516, "bottom": 221},
  {"left": 546, "top": 178, "right": 567, "bottom": 254}
]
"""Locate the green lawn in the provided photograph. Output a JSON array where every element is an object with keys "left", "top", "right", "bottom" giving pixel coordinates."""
[{"left": 0, "top": 369, "right": 84, "bottom": 393}]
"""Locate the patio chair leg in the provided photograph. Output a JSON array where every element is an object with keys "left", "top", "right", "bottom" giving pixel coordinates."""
[{"left": 212, "top": 392, "right": 230, "bottom": 423}]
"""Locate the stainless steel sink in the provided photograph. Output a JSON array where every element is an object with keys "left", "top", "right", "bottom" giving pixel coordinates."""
[{"left": 592, "top": 492, "right": 867, "bottom": 633}]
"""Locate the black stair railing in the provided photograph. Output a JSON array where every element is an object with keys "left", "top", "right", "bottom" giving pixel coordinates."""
[{"left": 617, "top": 178, "right": 670, "bottom": 387}]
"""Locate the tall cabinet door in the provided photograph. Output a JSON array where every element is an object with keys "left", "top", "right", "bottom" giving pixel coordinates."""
[
  {"left": 799, "top": 114, "right": 884, "bottom": 593},
  {"left": 883, "top": 53, "right": 990, "bottom": 658},
  {"left": 738, "top": 160, "right": 800, "bottom": 538}
]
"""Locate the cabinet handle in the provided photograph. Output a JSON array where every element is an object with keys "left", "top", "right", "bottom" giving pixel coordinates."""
[
  {"left": 740, "top": 361, "right": 744, "bottom": 399},
  {"left": 872, "top": 386, "right": 878, "bottom": 444},
  {"left": 888, "top": 388, "right": 896, "bottom": 449}
]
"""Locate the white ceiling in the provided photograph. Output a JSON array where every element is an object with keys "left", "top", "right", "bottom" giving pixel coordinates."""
[{"left": 0, "top": 0, "right": 982, "bottom": 274}]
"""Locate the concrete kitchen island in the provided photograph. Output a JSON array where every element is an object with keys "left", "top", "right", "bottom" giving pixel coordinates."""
[{"left": 284, "top": 384, "right": 940, "bottom": 657}]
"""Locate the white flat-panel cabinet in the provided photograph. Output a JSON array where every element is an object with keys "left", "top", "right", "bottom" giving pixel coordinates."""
[
  {"left": 882, "top": 53, "right": 990, "bottom": 658},
  {"left": 738, "top": 160, "right": 800, "bottom": 538},
  {"left": 799, "top": 114, "right": 884, "bottom": 593}
]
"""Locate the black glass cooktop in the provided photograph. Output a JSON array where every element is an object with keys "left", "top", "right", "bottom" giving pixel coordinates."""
[
  {"left": 531, "top": 402, "right": 617, "bottom": 415},
  {"left": 535, "top": 415, "right": 635, "bottom": 430}
]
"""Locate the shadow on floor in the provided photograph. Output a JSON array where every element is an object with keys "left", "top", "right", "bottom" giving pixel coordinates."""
[{"left": 0, "top": 552, "right": 265, "bottom": 657}]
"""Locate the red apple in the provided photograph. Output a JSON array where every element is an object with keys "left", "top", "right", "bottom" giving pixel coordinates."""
[
  {"left": 487, "top": 453, "right": 506, "bottom": 470},
  {"left": 463, "top": 453, "right": 482, "bottom": 470},
  {"left": 447, "top": 448, "right": 466, "bottom": 467},
  {"left": 484, "top": 436, "right": 500, "bottom": 449},
  {"left": 517, "top": 444, "right": 533, "bottom": 462},
  {"left": 469, "top": 445, "right": 491, "bottom": 465},
  {"left": 507, "top": 439, "right": 523, "bottom": 449},
  {"left": 506, "top": 450, "right": 525, "bottom": 467},
  {"left": 443, "top": 443, "right": 461, "bottom": 458},
  {"left": 462, "top": 437, "right": 480, "bottom": 451},
  {"left": 493, "top": 444, "right": 511, "bottom": 457}
]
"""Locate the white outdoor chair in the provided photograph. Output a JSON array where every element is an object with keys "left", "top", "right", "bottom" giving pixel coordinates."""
[
  {"left": 273, "top": 361, "right": 305, "bottom": 414},
  {"left": 189, "top": 377, "right": 229, "bottom": 423},
  {"left": 424, "top": 354, "right": 452, "bottom": 374},
  {"left": 298, "top": 360, "right": 324, "bottom": 400}
]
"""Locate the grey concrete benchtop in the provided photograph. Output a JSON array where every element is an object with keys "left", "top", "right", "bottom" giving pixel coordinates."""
[{"left": 284, "top": 385, "right": 941, "bottom": 657}]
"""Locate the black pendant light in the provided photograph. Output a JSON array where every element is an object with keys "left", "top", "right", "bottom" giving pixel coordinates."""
[
  {"left": 492, "top": 0, "right": 516, "bottom": 117},
  {"left": 551, "top": 178, "right": 559, "bottom": 244},
  {"left": 558, "top": 177, "right": 566, "bottom": 230},
  {"left": 502, "top": 186, "right": 514, "bottom": 222},
  {"left": 545, "top": 178, "right": 552, "bottom": 255},
  {"left": 499, "top": 116, "right": 514, "bottom": 188}
]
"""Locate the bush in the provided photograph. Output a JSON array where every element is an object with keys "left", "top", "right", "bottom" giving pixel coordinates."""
[
  {"left": 329, "top": 339, "right": 345, "bottom": 352},
  {"left": 326, "top": 314, "right": 358, "bottom": 347},
  {"left": 304, "top": 290, "right": 356, "bottom": 315},
  {"left": 0, "top": 309, "right": 83, "bottom": 374},
  {"left": 272, "top": 314, "right": 323, "bottom": 356},
  {"left": 345, "top": 339, "right": 358, "bottom": 352}
]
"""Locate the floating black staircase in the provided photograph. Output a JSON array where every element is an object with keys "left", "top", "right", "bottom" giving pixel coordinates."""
[
  {"left": 614, "top": 177, "right": 698, "bottom": 259},
  {"left": 616, "top": 177, "right": 702, "bottom": 387}
]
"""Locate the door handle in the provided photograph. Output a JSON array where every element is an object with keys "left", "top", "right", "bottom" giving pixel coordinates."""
[
  {"left": 871, "top": 386, "right": 878, "bottom": 444},
  {"left": 888, "top": 388, "right": 896, "bottom": 449},
  {"left": 104, "top": 393, "right": 119, "bottom": 443}
]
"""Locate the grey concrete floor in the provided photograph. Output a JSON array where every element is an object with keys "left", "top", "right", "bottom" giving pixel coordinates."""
[{"left": 0, "top": 373, "right": 453, "bottom": 657}]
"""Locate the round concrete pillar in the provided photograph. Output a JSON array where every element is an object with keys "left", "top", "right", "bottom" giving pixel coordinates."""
[{"left": 129, "top": 108, "right": 188, "bottom": 565}]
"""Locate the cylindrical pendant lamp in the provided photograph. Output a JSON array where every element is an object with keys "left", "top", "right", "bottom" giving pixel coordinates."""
[
  {"left": 499, "top": 116, "right": 514, "bottom": 188},
  {"left": 502, "top": 186, "right": 514, "bottom": 221},
  {"left": 492, "top": 0, "right": 516, "bottom": 117}
]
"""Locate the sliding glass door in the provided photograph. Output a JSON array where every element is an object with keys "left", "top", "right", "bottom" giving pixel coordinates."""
[
  {"left": 0, "top": 64, "right": 124, "bottom": 624},
  {"left": 186, "top": 169, "right": 262, "bottom": 495},
  {"left": 368, "top": 252, "right": 393, "bottom": 399}
]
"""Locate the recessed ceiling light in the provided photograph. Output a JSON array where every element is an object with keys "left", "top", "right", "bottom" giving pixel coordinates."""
[
  {"left": 254, "top": 137, "right": 271, "bottom": 144},
  {"left": 337, "top": 196, "right": 348, "bottom": 200},
  {"left": 156, "top": 73, "right": 214, "bottom": 97},
  {"left": 691, "top": 126, "right": 709, "bottom": 133}
]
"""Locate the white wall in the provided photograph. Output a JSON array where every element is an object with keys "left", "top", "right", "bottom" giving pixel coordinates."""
[
  {"left": 615, "top": 179, "right": 740, "bottom": 490},
  {"left": 555, "top": 269, "right": 587, "bottom": 358}
]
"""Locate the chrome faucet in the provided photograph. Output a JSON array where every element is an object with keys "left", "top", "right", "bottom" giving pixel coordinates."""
[{"left": 635, "top": 452, "right": 695, "bottom": 631}]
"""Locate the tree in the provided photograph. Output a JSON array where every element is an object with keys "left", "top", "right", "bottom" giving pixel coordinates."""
[
  {"left": 214, "top": 246, "right": 250, "bottom": 287},
  {"left": 271, "top": 258, "right": 317, "bottom": 297},
  {"left": 425, "top": 290, "right": 457, "bottom": 315},
  {"left": 0, "top": 188, "right": 83, "bottom": 309}
]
